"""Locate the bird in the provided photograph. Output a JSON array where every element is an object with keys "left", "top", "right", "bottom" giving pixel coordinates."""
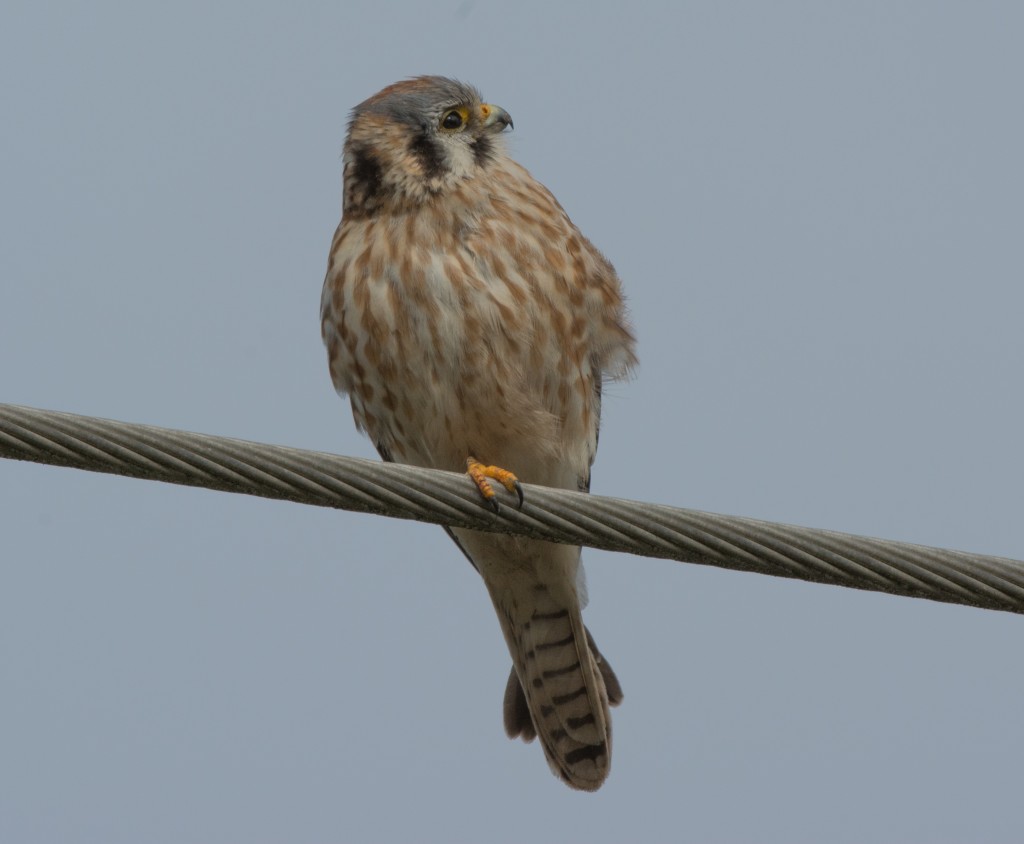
[{"left": 320, "top": 76, "right": 637, "bottom": 791}]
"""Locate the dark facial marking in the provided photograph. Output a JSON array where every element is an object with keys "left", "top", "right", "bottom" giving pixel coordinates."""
[
  {"left": 345, "top": 145, "right": 384, "bottom": 213},
  {"left": 408, "top": 127, "right": 447, "bottom": 179},
  {"left": 470, "top": 134, "right": 495, "bottom": 167}
]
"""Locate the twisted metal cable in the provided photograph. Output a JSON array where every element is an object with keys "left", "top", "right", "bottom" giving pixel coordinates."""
[{"left": 2, "top": 402, "right": 1023, "bottom": 615}]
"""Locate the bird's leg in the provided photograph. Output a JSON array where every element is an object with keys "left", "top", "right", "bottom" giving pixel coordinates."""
[{"left": 466, "top": 456, "right": 524, "bottom": 513}]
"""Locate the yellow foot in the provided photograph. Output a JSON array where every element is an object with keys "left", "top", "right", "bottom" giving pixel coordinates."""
[{"left": 466, "top": 456, "right": 524, "bottom": 514}]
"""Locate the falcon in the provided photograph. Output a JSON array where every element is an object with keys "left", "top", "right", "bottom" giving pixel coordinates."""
[{"left": 320, "top": 76, "right": 637, "bottom": 790}]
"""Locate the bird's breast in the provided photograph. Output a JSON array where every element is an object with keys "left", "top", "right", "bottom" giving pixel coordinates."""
[{"left": 322, "top": 198, "right": 601, "bottom": 482}]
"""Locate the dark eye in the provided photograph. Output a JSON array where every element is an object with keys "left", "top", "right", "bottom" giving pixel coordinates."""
[{"left": 441, "top": 110, "right": 464, "bottom": 130}]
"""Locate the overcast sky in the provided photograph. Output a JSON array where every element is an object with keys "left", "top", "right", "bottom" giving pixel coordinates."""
[{"left": 2, "top": 2, "right": 1023, "bottom": 842}]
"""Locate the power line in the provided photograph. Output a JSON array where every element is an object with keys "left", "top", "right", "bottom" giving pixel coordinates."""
[{"left": 2, "top": 402, "right": 1023, "bottom": 614}]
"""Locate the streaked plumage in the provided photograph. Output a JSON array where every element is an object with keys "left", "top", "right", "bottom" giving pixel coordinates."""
[{"left": 320, "top": 76, "right": 636, "bottom": 790}]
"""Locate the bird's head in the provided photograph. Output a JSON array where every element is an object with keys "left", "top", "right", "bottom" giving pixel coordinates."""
[{"left": 341, "top": 76, "right": 514, "bottom": 216}]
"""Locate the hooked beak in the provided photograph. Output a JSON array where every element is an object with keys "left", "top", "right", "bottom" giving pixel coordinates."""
[{"left": 479, "top": 103, "right": 513, "bottom": 133}]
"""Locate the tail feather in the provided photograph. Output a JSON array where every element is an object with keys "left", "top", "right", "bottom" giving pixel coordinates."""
[
  {"left": 587, "top": 626, "right": 624, "bottom": 706},
  {"left": 496, "top": 594, "right": 618, "bottom": 791},
  {"left": 504, "top": 626, "right": 622, "bottom": 742},
  {"left": 448, "top": 528, "right": 620, "bottom": 791}
]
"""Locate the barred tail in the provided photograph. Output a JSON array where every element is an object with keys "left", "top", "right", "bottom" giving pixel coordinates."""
[
  {"left": 495, "top": 587, "right": 622, "bottom": 791},
  {"left": 447, "top": 527, "right": 622, "bottom": 791}
]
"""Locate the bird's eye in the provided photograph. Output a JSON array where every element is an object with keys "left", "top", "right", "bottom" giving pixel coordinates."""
[{"left": 440, "top": 109, "right": 465, "bottom": 130}]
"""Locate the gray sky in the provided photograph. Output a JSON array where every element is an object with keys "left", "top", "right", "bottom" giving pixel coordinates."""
[{"left": 3, "top": 2, "right": 1023, "bottom": 841}]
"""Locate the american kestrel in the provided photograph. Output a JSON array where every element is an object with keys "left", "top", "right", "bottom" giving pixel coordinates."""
[{"left": 320, "top": 77, "right": 637, "bottom": 791}]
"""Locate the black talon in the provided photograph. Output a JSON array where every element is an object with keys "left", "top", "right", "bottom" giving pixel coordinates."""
[
  {"left": 513, "top": 480, "right": 524, "bottom": 508},
  {"left": 489, "top": 498, "right": 501, "bottom": 515}
]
